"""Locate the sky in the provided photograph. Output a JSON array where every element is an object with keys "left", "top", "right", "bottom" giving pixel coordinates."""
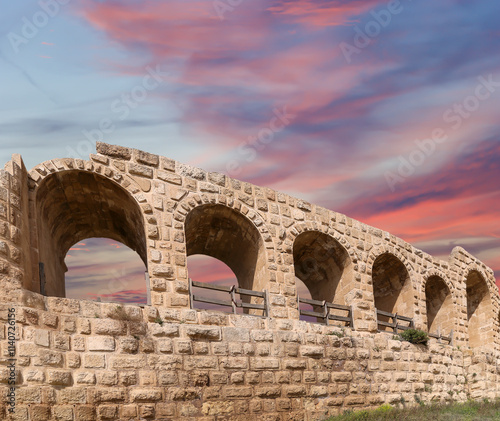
[
  {"left": 65, "top": 238, "right": 148, "bottom": 304},
  {"left": 1, "top": 0, "right": 499, "bottom": 305}
]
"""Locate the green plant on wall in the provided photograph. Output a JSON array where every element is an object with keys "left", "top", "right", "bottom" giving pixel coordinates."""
[{"left": 400, "top": 329, "right": 429, "bottom": 345}]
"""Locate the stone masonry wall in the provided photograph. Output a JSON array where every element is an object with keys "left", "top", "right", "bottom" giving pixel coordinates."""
[
  {"left": 1, "top": 299, "right": 500, "bottom": 421},
  {"left": 0, "top": 155, "right": 30, "bottom": 304},
  {"left": 0, "top": 143, "right": 499, "bottom": 420}
]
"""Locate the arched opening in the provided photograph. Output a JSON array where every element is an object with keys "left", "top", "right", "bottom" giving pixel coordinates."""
[
  {"left": 184, "top": 204, "right": 267, "bottom": 313},
  {"left": 65, "top": 238, "right": 147, "bottom": 305},
  {"left": 372, "top": 253, "right": 413, "bottom": 330},
  {"left": 425, "top": 275, "right": 453, "bottom": 335},
  {"left": 293, "top": 231, "right": 352, "bottom": 323},
  {"left": 35, "top": 170, "right": 147, "bottom": 298},
  {"left": 295, "top": 276, "right": 316, "bottom": 323},
  {"left": 466, "top": 270, "right": 493, "bottom": 348},
  {"left": 187, "top": 254, "right": 242, "bottom": 313}
]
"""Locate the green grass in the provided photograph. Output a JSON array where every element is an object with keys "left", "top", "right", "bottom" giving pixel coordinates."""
[{"left": 324, "top": 400, "right": 500, "bottom": 421}]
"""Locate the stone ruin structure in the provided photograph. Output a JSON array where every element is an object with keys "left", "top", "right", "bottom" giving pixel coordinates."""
[{"left": 0, "top": 142, "right": 499, "bottom": 420}]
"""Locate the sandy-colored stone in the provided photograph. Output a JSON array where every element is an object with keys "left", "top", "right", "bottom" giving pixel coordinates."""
[{"left": 1, "top": 143, "right": 499, "bottom": 420}]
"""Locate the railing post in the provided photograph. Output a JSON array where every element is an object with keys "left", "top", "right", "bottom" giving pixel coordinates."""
[
  {"left": 39, "top": 262, "right": 46, "bottom": 296},
  {"left": 394, "top": 313, "right": 398, "bottom": 334},
  {"left": 323, "top": 301, "right": 328, "bottom": 326},
  {"left": 145, "top": 271, "right": 151, "bottom": 306},
  {"left": 264, "top": 289, "right": 270, "bottom": 318},
  {"left": 349, "top": 306, "right": 354, "bottom": 330},
  {"left": 188, "top": 278, "right": 193, "bottom": 310},
  {"left": 449, "top": 329, "right": 453, "bottom": 346},
  {"left": 230, "top": 286, "right": 237, "bottom": 315}
]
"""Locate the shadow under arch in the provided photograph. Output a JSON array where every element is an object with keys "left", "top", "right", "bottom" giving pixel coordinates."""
[
  {"left": 35, "top": 170, "right": 147, "bottom": 297},
  {"left": 184, "top": 204, "right": 267, "bottom": 292},
  {"left": 425, "top": 275, "right": 454, "bottom": 335},
  {"left": 292, "top": 231, "right": 353, "bottom": 305},
  {"left": 466, "top": 269, "right": 494, "bottom": 348},
  {"left": 372, "top": 252, "right": 413, "bottom": 318}
]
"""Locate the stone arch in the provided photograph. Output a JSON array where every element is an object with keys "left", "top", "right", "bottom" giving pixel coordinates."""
[
  {"left": 289, "top": 222, "right": 359, "bottom": 265},
  {"left": 173, "top": 192, "right": 276, "bottom": 252},
  {"left": 176, "top": 194, "right": 271, "bottom": 292},
  {"left": 366, "top": 245, "right": 414, "bottom": 280},
  {"left": 28, "top": 158, "right": 157, "bottom": 297},
  {"left": 367, "top": 246, "right": 415, "bottom": 310},
  {"left": 462, "top": 265, "right": 498, "bottom": 307},
  {"left": 288, "top": 222, "right": 356, "bottom": 306},
  {"left": 465, "top": 269, "right": 494, "bottom": 348},
  {"left": 423, "top": 272, "right": 455, "bottom": 336},
  {"left": 420, "top": 268, "right": 455, "bottom": 298}
]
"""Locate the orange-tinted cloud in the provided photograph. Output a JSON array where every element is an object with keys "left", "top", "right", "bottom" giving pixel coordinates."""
[{"left": 338, "top": 139, "right": 500, "bottom": 284}]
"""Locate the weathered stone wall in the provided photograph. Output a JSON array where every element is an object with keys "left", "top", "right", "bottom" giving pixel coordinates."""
[
  {"left": 0, "top": 143, "right": 499, "bottom": 420},
  {"left": 1, "top": 300, "right": 500, "bottom": 421},
  {"left": 0, "top": 155, "right": 30, "bottom": 303}
]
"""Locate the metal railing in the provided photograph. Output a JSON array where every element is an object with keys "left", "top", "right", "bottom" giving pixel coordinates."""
[
  {"left": 298, "top": 296, "right": 354, "bottom": 327},
  {"left": 188, "top": 279, "right": 269, "bottom": 317},
  {"left": 376, "top": 309, "right": 414, "bottom": 334}
]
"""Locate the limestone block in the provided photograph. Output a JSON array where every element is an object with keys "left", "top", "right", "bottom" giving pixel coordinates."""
[
  {"left": 96, "top": 142, "right": 131, "bottom": 160},
  {"left": 88, "top": 336, "right": 115, "bottom": 352},
  {"left": 47, "top": 370, "right": 72, "bottom": 385},
  {"left": 184, "top": 326, "right": 221, "bottom": 340},
  {"left": 130, "top": 388, "right": 163, "bottom": 402}
]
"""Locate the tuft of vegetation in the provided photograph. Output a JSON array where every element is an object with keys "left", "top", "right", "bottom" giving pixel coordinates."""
[
  {"left": 155, "top": 316, "right": 164, "bottom": 326},
  {"left": 323, "top": 399, "right": 500, "bottom": 421},
  {"left": 414, "top": 395, "right": 424, "bottom": 407},
  {"left": 109, "top": 305, "right": 131, "bottom": 321},
  {"left": 399, "top": 329, "right": 429, "bottom": 345},
  {"left": 328, "top": 328, "right": 346, "bottom": 338}
]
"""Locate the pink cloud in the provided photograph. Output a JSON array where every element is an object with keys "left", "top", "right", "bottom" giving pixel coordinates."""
[
  {"left": 187, "top": 255, "right": 237, "bottom": 285},
  {"left": 268, "top": 0, "right": 383, "bottom": 27},
  {"left": 75, "top": 0, "right": 272, "bottom": 61},
  {"left": 87, "top": 289, "right": 147, "bottom": 304}
]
